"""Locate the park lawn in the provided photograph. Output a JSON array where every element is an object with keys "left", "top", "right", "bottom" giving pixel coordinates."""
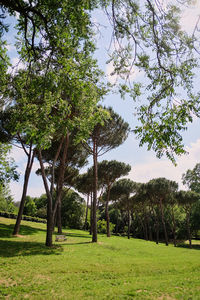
[{"left": 0, "top": 217, "right": 200, "bottom": 300}]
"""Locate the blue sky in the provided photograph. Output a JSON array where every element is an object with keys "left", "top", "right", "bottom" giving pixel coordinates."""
[{"left": 6, "top": 1, "right": 200, "bottom": 201}]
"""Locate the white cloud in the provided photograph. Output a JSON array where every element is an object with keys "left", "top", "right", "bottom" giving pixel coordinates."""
[
  {"left": 9, "top": 146, "right": 25, "bottom": 163},
  {"left": 7, "top": 57, "right": 25, "bottom": 74},
  {"left": 180, "top": 1, "right": 200, "bottom": 32},
  {"left": 106, "top": 61, "right": 141, "bottom": 84},
  {"left": 128, "top": 138, "right": 200, "bottom": 190}
]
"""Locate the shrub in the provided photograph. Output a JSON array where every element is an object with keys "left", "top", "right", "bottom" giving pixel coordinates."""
[{"left": 97, "top": 219, "right": 115, "bottom": 234}]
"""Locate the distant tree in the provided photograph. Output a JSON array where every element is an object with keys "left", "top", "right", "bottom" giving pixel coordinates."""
[
  {"left": 85, "top": 106, "right": 130, "bottom": 242},
  {"left": 23, "top": 196, "right": 37, "bottom": 217},
  {"left": 98, "top": 160, "right": 131, "bottom": 237},
  {"left": 131, "top": 184, "right": 151, "bottom": 241},
  {"left": 146, "top": 178, "right": 178, "bottom": 246},
  {"left": 60, "top": 189, "right": 85, "bottom": 229},
  {"left": 110, "top": 179, "right": 137, "bottom": 239},
  {"left": 182, "top": 164, "right": 200, "bottom": 194},
  {"left": 176, "top": 190, "right": 200, "bottom": 248},
  {"left": 75, "top": 171, "right": 93, "bottom": 230}
]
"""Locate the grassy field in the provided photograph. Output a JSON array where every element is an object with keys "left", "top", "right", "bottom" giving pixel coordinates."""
[{"left": 0, "top": 217, "right": 200, "bottom": 299}]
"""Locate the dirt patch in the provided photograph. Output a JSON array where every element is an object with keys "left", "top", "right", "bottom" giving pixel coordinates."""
[
  {"left": 34, "top": 274, "right": 51, "bottom": 281},
  {"left": 0, "top": 278, "right": 17, "bottom": 287},
  {"left": 158, "top": 295, "right": 176, "bottom": 300},
  {"left": 13, "top": 234, "right": 26, "bottom": 238}
]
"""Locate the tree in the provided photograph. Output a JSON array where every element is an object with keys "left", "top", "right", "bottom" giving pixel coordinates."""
[
  {"left": 60, "top": 189, "right": 85, "bottom": 229},
  {"left": 85, "top": 107, "right": 130, "bottom": 242},
  {"left": 146, "top": 178, "right": 178, "bottom": 246},
  {"left": 182, "top": 163, "right": 200, "bottom": 194},
  {"left": 75, "top": 171, "right": 94, "bottom": 231},
  {"left": 1, "top": 1, "right": 199, "bottom": 163},
  {"left": 176, "top": 190, "right": 200, "bottom": 248},
  {"left": 36, "top": 135, "right": 89, "bottom": 234},
  {"left": 109, "top": 178, "right": 137, "bottom": 239},
  {"left": 23, "top": 196, "right": 37, "bottom": 217},
  {"left": 98, "top": 160, "right": 131, "bottom": 237}
]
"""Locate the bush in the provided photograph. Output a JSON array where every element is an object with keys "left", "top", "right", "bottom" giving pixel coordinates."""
[
  {"left": 97, "top": 219, "right": 115, "bottom": 234},
  {"left": 0, "top": 211, "right": 46, "bottom": 223}
]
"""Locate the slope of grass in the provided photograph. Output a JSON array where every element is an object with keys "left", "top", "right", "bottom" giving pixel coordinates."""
[{"left": 0, "top": 217, "right": 200, "bottom": 299}]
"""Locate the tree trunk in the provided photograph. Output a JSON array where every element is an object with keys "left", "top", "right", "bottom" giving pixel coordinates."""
[
  {"left": 186, "top": 211, "right": 192, "bottom": 249},
  {"left": 92, "top": 140, "right": 98, "bottom": 242},
  {"left": 159, "top": 198, "right": 168, "bottom": 246},
  {"left": 127, "top": 201, "right": 131, "bottom": 239},
  {"left": 90, "top": 193, "right": 93, "bottom": 235},
  {"left": 143, "top": 207, "right": 148, "bottom": 241},
  {"left": 171, "top": 206, "right": 177, "bottom": 247},
  {"left": 57, "top": 199, "right": 62, "bottom": 234},
  {"left": 38, "top": 149, "right": 53, "bottom": 247},
  {"left": 13, "top": 147, "right": 35, "bottom": 235},
  {"left": 53, "top": 134, "right": 69, "bottom": 227},
  {"left": 105, "top": 186, "right": 111, "bottom": 237},
  {"left": 84, "top": 194, "right": 89, "bottom": 230}
]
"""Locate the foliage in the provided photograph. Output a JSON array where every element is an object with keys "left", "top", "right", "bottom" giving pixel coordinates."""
[
  {"left": 182, "top": 163, "right": 200, "bottom": 193},
  {"left": 103, "top": 1, "right": 199, "bottom": 162},
  {"left": 98, "top": 160, "right": 131, "bottom": 188},
  {"left": 0, "top": 184, "right": 15, "bottom": 213},
  {"left": 0, "top": 143, "right": 19, "bottom": 184},
  {"left": 97, "top": 219, "right": 115, "bottom": 234},
  {"left": 23, "top": 196, "right": 37, "bottom": 217},
  {"left": 61, "top": 189, "right": 85, "bottom": 229},
  {"left": 86, "top": 106, "right": 130, "bottom": 157}
]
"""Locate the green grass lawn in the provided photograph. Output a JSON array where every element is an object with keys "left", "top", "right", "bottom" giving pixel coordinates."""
[{"left": 0, "top": 217, "right": 200, "bottom": 299}]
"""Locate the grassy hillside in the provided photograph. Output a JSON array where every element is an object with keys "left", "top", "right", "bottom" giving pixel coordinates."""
[{"left": 0, "top": 217, "right": 200, "bottom": 299}]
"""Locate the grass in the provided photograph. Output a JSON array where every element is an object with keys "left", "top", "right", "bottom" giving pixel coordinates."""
[{"left": 0, "top": 217, "right": 200, "bottom": 299}]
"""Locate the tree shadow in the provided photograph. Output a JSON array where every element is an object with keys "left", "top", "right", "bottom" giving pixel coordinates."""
[
  {"left": 177, "top": 243, "right": 200, "bottom": 250},
  {"left": 65, "top": 232, "right": 91, "bottom": 239},
  {"left": 0, "top": 222, "right": 46, "bottom": 238},
  {"left": 61, "top": 241, "right": 92, "bottom": 246},
  {"left": 0, "top": 239, "right": 63, "bottom": 257}
]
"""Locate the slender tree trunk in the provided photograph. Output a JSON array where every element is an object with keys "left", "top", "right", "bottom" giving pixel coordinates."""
[
  {"left": 105, "top": 200, "right": 110, "bottom": 237},
  {"left": 186, "top": 211, "right": 192, "bottom": 249},
  {"left": 155, "top": 208, "right": 159, "bottom": 245},
  {"left": 38, "top": 149, "right": 53, "bottom": 247},
  {"left": 92, "top": 140, "right": 98, "bottom": 242},
  {"left": 131, "top": 210, "right": 135, "bottom": 237},
  {"left": 90, "top": 193, "right": 93, "bottom": 235},
  {"left": 147, "top": 209, "right": 153, "bottom": 241},
  {"left": 13, "top": 146, "right": 35, "bottom": 235},
  {"left": 105, "top": 186, "right": 111, "bottom": 237},
  {"left": 143, "top": 207, "right": 148, "bottom": 241},
  {"left": 159, "top": 198, "right": 168, "bottom": 246},
  {"left": 127, "top": 201, "right": 131, "bottom": 239},
  {"left": 171, "top": 206, "right": 177, "bottom": 247},
  {"left": 53, "top": 134, "right": 69, "bottom": 234},
  {"left": 57, "top": 199, "right": 62, "bottom": 234},
  {"left": 84, "top": 194, "right": 89, "bottom": 230}
]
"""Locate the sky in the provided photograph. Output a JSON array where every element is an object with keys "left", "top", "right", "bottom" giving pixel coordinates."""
[{"left": 5, "top": 1, "right": 200, "bottom": 201}]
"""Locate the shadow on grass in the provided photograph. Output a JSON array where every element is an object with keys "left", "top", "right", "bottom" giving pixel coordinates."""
[
  {"left": 0, "top": 239, "right": 63, "bottom": 257},
  {"left": 0, "top": 222, "right": 46, "bottom": 238},
  {"left": 61, "top": 241, "right": 92, "bottom": 246},
  {"left": 177, "top": 243, "right": 200, "bottom": 250},
  {"left": 66, "top": 232, "right": 91, "bottom": 239}
]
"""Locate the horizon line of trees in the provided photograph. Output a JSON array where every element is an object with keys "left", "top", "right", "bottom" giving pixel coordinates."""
[{"left": 1, "top": 162, "right": 200, "bottom": 248}]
